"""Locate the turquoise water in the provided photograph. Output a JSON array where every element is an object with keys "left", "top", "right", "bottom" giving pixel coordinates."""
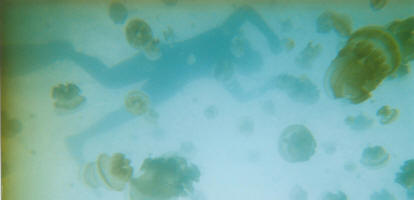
[{"left": 1, "top": 1, "right": 414, "bottom": 200}]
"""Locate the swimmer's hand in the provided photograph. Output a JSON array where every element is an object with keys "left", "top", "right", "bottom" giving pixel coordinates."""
[{"left": 46, "top": 40, "right": 76, "bottom": 59}]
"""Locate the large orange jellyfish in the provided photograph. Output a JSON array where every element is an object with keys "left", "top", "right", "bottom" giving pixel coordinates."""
[{"left": 324, "top": 26, "right": 401, "bottom": 104}]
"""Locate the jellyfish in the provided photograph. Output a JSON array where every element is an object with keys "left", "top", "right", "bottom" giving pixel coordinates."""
[
  {"left": 143, "top": 38, "right": 162, "bottom": 61},
  {"left": 283, "top": 38, "right": 296, "bottom": 51},
  {"left": 290, "top": 185, "right": 308, "bottom": 200},
  {"left": 129, "top": 155, "right": 200, "bottom": 200},
  {"left": 238, "top": 117, "right": 255, "bottom": 136},
  {"left": 345, "top": 113, "right": 373, "bottom": 131},
  {"left": 376, "top": 105, "right": 399, "bottom": 125},
  {"left": 1, "top": 111, "right": 22, "bottom": 138},
  {"left": 343, "top": 161, "right": 357, "bottom": 172},
  {"left": 108, "top": 1, "right": 128, "bottom": 24},
  {"left": 125, "top": 18, "right": 154, "bottom": 49},
  {"left": 322, "top": 191, "right": 347, "bottom": 200},
  {"left": 295, "top": 41, "right": 322, "bottom": 68},
  {"left": 82, "top": 153, "right": 133, "bottom": 191},
  {"left": 386, "top": 16, "right": 414, "bottom": 77},
  {"left": 316, "top": 11, "right": 352, "bottom": 37},
  {"left": 274, "top": 74, "right": 320, "bottom": 104},
  {"left": 124, "top": 90, "right": 151, "bottom": 115},
  {"left": 324, "top": 26, "right": 401, "bottom": 104},
  {"left": 213, "top": 60, "right": 235, "bottom": 82},
  {"left": 204, "top": 105, "right": 218, "bottom": 119},
  {"left": 360, "top": 146, "right": 389, "bottom": 169},
  {"left": 51, "top": 83, "right": 86, "bottom": 110},
  {"left": 370, "top": 0, "right": 389, "bottom": 11},
  {"left": 370, "top": 189, "right": 396, "bottom": 200},
  {"left": 278, "top": 124, "right": 317, "bottom": 163},
  {"left": 395, "top": 159, "right": 414, "bottom": 190}
]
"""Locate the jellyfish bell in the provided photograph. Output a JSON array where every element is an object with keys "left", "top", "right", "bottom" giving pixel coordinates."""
[
  {"left": 376, "top": 105, "right": 399, "bottom": 125},
  {"left": 278, "top": 124, "right": 317, "bottom": 163},
  {"left": 370, "top": 189, "right": 396, "bottom": 200},
  {"left": 283, "top": 38, "right": 295, "bottom": 51},
  {"left": 386, "top": 17, "right": 414, "bottom": 73},
  {"left": 108, "top": 1, "right": 128, "bottom": 24},
  {"left": 274, "top": 74, "right": 320, "bottom": 104},
  {"left": 395, "top": 159, "right": 414, "bottom": 190},
  {"left": 345, "top": 113, "right": 373, "bottom": 131},
  {"left": 129, "top": 155, "right": 200, "bottom": 200},
  {"left": 360, "top": 146, "right": 389, "bottom": 169},
  {"left": 316, "top": 11, "right": 352, "bottom": 37},
  {"left": 82, "top": 162, "right": 102, "bottom": 189},
  {"left": 322, "top": 191, "right": 347, "bottom": 200},
  {"left": 51, "top": 83, "right": 86, "bottom": 111},
  {"left": 1, "top": 112, "right": 22, "bottom": 138},
  {"left": 370, "top": 0, "right": 389, "bottom": 11},
  {"left": 125, "top": 90, "right": 151, "bottom": 115},
  {"left": 97, "top": 153, "right": 133, "bottom": 190},
  {"left": 82, "top": 153, "right": 133, "bottom": 191},
  {"left": 324, "top": 26, "right": 401, "bottom": 104},
  {"left": 125, "top": 18, "right": 154, "bottom": 49},
  {"left": 295, "top": 41, "right": 322, "bottom": 68},
  {"left": 144, "top": 39, "right": 162, "bottom": 61},
  {"left": 204, "top": 105, "right": 218, "bottom": 119}
]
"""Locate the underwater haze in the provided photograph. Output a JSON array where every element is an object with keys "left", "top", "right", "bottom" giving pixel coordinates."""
[{"left": 1, "top": 0, "right": 414, "bottom": 200}]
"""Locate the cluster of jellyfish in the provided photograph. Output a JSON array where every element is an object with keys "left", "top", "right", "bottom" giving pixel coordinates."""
[
  {"left": 82, "top": 153, "right": 200, "bottom": 200},
  {"left": 322, "top": 16, "right": 414, "bottom": 104},
  {"left": 277, "top": 122, "right": 414, "bottom": 199}
]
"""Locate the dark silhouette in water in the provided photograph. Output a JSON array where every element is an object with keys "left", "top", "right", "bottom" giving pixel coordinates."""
[{"left": 3, "top": 6, "right": 282, "bottom": 163}]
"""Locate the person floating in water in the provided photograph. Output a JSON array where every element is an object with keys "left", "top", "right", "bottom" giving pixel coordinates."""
[{"left": 2, "top": 5, "right": 282, "bottom": 163}]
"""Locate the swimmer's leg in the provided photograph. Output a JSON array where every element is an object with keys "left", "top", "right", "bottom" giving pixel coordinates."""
[
  {"left": 70, "top": 52, "right": 154, "bottom": 88},
  {"left": 65, "top": 107, "right": 135, "bottom": 164}
]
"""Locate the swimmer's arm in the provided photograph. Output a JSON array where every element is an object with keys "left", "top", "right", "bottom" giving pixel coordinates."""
[{"left": 224, "top": 5, "right": 282, "bottom": 54}]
